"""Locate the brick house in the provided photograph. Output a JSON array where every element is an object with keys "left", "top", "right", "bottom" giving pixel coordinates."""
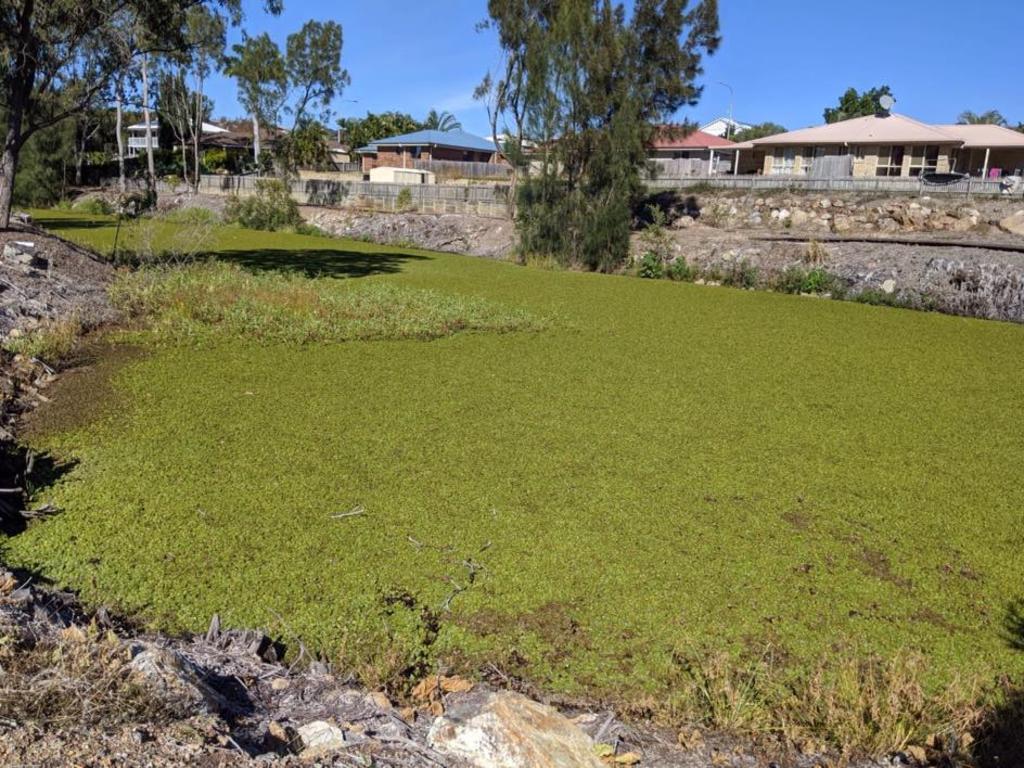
[
  {"left": 356, "top": 129, "right": 504, "bottom": 174},
  {"left": 733, "top": 112, "right": 1024, "bottom": 178}
]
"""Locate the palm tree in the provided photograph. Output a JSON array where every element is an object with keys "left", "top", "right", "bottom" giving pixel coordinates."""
[
  {"left": 423, "top": 109, "right": 462, "bottom": 132},
  {"left": 957, "top": 110, "right": 1008, "bottom": 127}
]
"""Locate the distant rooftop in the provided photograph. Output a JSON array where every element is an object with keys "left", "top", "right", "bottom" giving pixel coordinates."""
[
  {"left": 357, "top": 129, "right": 498, "bottom": 154},
  {"left": 650, "top": 127, "right": 737, "bottom": 150}
]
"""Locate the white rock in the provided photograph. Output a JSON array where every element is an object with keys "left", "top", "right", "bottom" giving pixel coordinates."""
[
  {"left": 298, "top": 720, "right": 347, "bottom": 758},
  {"left": 998, "top": 210, "right": 1024, "bottom": 236},
  {"left": 778, "top": 208, "right": 791, "bottom": 221},
  {"left": 429, "top": 691, "right": 604, "bottom": 768},
  {"left": 881, "top": 278, "right": 897, "bottom": 295},
  {"left": 790, "top": 209, "right": 811, "bottom": 227}
]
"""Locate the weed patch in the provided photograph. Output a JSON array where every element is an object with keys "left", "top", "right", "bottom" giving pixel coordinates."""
[
  {"left": 109, "top": 261, "right": 544, "bottom": 345},
  {"left": 3, "top": 317, "right": 82, "bottom": 366}
]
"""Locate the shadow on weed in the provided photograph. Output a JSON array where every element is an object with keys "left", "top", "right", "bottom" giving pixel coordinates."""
[
  {"left": 30, "top": 216, "right": 115, "bottom": 231},
  {"left": 212, "top": 247, "right": 431, "bottom": 279},
  {"left": 0, "top": 448, "right": 77, "bottom": 536},
  {"left": 970, "top": 600, "right": 1024, "bottom": 767}
]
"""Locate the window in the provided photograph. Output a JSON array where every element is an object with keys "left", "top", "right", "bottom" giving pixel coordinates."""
[
  {"left": 875, "top": 145, "right": 905, "bottom": 177},
  {"left": 908, "top": 145, "right": 940, "bottom": 176},
  {"left": 771, "top": 147, "right": 795, "bottom": 175}
]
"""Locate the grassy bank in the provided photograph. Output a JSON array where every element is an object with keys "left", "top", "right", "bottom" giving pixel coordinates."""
[{"left": 6, "top": 209, "right": 1024, "bottom": 757}]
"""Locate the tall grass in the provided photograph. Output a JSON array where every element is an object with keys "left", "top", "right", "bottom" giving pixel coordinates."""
[{"left": 109, "top": 261, "right": 544, "bottom": 345}]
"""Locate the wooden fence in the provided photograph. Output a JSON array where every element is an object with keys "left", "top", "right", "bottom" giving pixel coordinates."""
[
  {"left": 412, "top": 159, "right": 512, "bottom": 180},
  {"left": 194, "top": 174, "right": 512, "bottom": 218}
]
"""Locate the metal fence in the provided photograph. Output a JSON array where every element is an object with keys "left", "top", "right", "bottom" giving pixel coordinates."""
[
  {"left": 644, "top": 174, "right": 1022, "bottom": 197},
  {"left": 195, "top": 174, "right": 512, "bottom": 218}
]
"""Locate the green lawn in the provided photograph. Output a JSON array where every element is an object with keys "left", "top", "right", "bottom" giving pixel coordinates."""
[{"left": 7, "top": 210, "right": 1024, "bottom": 737}]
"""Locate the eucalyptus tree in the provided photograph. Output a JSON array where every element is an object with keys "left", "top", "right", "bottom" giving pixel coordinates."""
[
  {"left": 482, "top": 0, "right": 720, "bottom": 270},
  {"left": 0, "top": 0, "right": 282, "bottom": 228},
  {"left": 225, "top": 32, "right": 287, "bottom": 169}
]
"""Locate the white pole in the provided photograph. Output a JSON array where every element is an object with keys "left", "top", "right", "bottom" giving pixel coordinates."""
[
  {"left": 981, "top": 147, "right": 991, "bottom": 179},
  {"left": 709, "top": 148, "right": 715, "bottom": 176},
  {"left": 734, "top": 150, "right": 740, "bottom": 175}
]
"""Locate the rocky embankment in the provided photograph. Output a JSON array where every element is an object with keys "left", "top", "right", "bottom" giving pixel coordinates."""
[
  {"left": 637, "top": 191, "right": 1024, "bottom": 323},
  {"left": 301, "top": 206, "right": 516, "bottom": 260}
]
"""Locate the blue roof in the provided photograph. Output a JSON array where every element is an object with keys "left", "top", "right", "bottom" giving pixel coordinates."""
[{"left": 356, "top": 129, "right": 497, "bottom": 154}]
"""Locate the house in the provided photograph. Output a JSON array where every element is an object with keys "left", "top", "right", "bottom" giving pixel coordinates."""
[
  {"left": 648, "top": 127, "right": 737, "bottom": 176},
  {"left": 700, "top": 116, "right": 752, "bottom": 139},
  {"left": 356, "top": 129, "right": 504, "bottom": 174},
  {"left": 733, "top": 112, "right": 1024, "bottom": 178},
  {"left": 125, "top": 121, "right": 159, "bottom": 157},
  {"left": 126, "top": 120, "right": 231, "bottom": 158}
]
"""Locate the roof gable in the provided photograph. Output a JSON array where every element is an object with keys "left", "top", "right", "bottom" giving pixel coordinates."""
[
  {"left": 749, "top": 113, "right": 959, "bottom": 146},
  {"left": 650, "top": 127, "right": 737, "bottom": 150}
]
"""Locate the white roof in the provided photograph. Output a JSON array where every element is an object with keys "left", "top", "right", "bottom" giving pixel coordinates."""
[
  {"left": 127, "top": 120, "right": 228, "bottom": 134},
  {"left": 935, "top": 124, "right": 1024, "bottom": 148},
  {"left": 748, "top": 113, "right": 958, "bottom": 147}
]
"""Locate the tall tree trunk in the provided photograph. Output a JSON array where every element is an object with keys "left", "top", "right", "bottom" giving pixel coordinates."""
[
  {"left": 141, "top": 55, "right": 157, "bottom": 195},
  {"left": 0, "top": 0, "right": 35, "bottom": 229},
  {"left": 0, "top": 141, "right": 21, "bottom": 230},
  {"left": 193, "top": 73, "right": 203, "bottom": 194},
  {"left": 75, "top": 125, "right": 86, "bottom": 187},
  {"left": 252, "top": 114, "right": 261, "bottom": 174},
  {"left": 115, "top": 78, "right": 126, "bottom": 196}
]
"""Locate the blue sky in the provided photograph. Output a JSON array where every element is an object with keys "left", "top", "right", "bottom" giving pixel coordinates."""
[{"left": 205, "top": 0, "right": 1024, "bottom": 135}]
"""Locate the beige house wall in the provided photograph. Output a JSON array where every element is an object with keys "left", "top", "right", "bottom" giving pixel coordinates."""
[{"left": 760, "top": 144, "right": 955, "bottom": 177}]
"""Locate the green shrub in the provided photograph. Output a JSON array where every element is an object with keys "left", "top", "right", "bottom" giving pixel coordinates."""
[
  {"left": 396, "top": 187, "right": 413, "bottom": 211},
  {"left": 668, "top": 257, "right": 696, "bottom": 282},
  {"left": 637, "top": 251, "right": 664, "bottom": 279},
  {"left": 3, "top": 317, "right": 82, "bottom": 365},
  {"left": 73, "top": 197, "right": 113, "bottom": 216},
  {"left": 202, "top": 148, "right": 230, "bottom": 173},
  {"left": 293, "top": 222, "right": 329, "bottom": 237},
  {"left": 773, "top": 267, "right": 844, "bottom": 296},
  {"left": 720, "top": 260, "right": 759, "bottom": 289},
  {"left": 224, "top": 179, "right": 300, "bottom": 231}
]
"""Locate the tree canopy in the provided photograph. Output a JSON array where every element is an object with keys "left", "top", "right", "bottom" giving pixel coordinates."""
[
  {"left": 732, "top": 122, "right": 786, "bottom": 142},
  {"left": 957, "top": 110, "right": 1008, "bottom": 127},
  {"left": 336, "top": 111, "right": 423, "bottom": 150},
  {"left": 823, "top": 85, "right": 893, "bottom": 124},
  {"left": 0, "top": 0, "right": 281, "bottom": 227},
  {"left": 423, "top": 109, "right": 462, "bottom": 132},
  {"left": 483, "top": 0, "right": 720, "bottom": 271}
]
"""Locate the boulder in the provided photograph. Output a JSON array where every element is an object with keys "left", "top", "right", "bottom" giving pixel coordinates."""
[
  {"left": 428, "top": 691, "right": 605, "bottom": 768},
  {"left": 128, "top": 643, "right": 226, "bottom": 714},
  {"left": 790, "top": 209, "right": 811, "bottom": 227},
  {"left": 2, "top": 241, "right": 48, "bottom": 270},
  {"left": 831, "top": 214, "right": 853, "bottom": 233},
  {"left": 881, "top": 278, "right": 897, "bottom": 295},
  {"left": 298, "top": 720, "right": 348, "bottom": 758},
  {"left": 998, "top": 210, "right": 1024, "bottom": 236}
]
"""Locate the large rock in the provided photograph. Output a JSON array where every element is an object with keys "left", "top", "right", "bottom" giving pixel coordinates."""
[
  {"left": 998, "top": 210, "right": 1024, "bottom": 236},
  {"left": 128, "top": 642, "right": 226, "bottom": 714},
  {"left": 428, "top": 691, "right": 605, "bottom": 768},
  {"left": 298, "top": 720, "right": 348, "bottom": 758}
]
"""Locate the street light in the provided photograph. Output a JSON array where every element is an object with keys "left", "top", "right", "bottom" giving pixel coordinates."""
[
  {"left": 336, "top": 99, "right": 359, "bottom": 142},
  {"left": 717, "top": 82, "right": 734, "bottom": 138}
]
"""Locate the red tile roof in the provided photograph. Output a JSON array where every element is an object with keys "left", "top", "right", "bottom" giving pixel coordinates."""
[{"left": 650, "top": 127, "right": 737, "bottom": 150}]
